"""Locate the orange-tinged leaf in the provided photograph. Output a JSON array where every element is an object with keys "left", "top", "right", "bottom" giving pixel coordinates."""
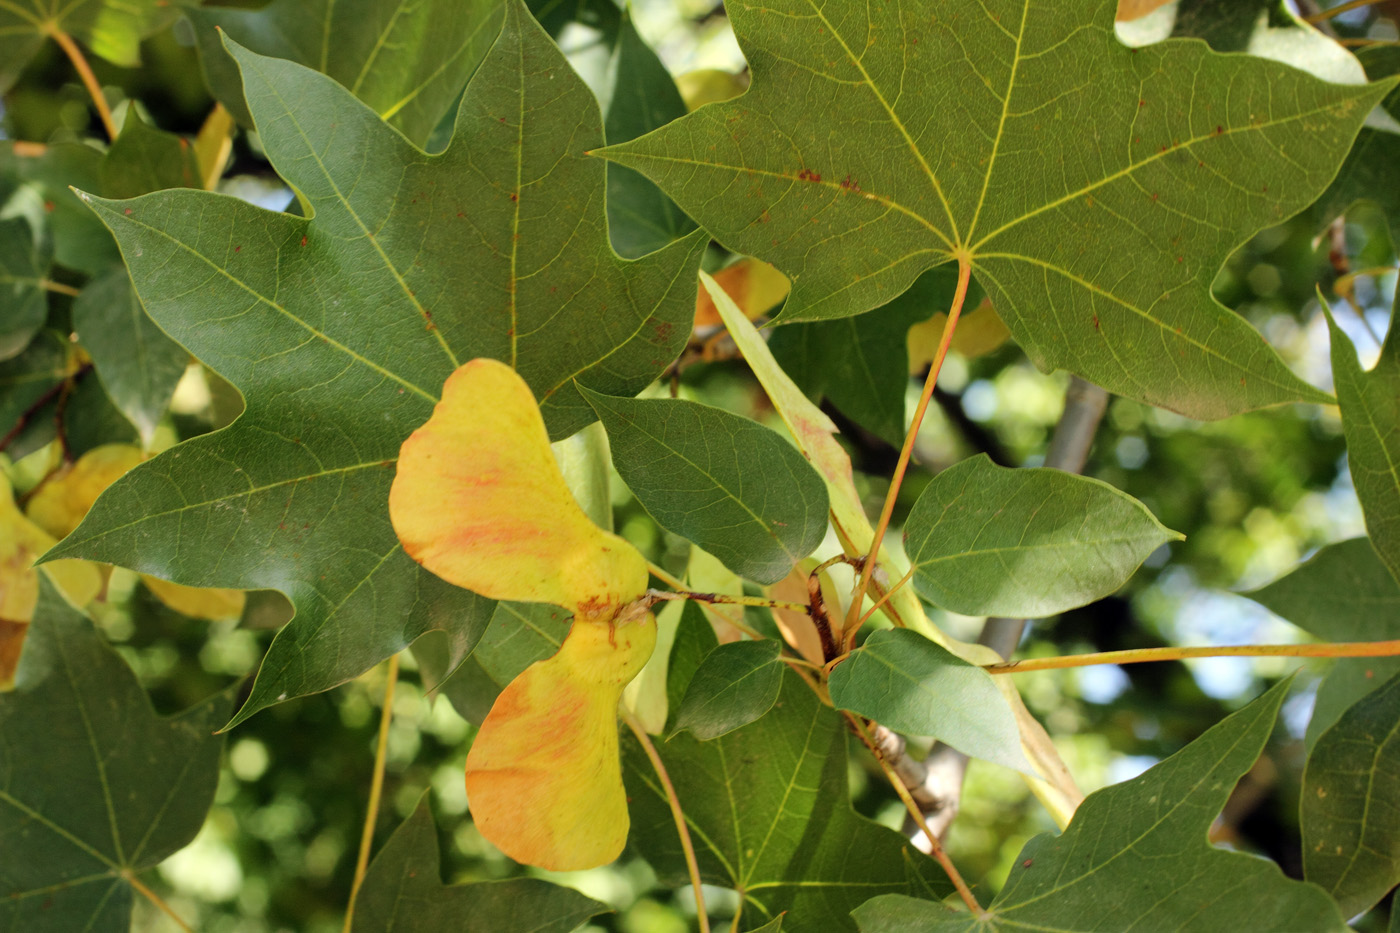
[
  {"left": 142, "top": 576, "right": 247, "bottom": 620},
  {"left": 390, "top": 359, "right": 646, "bottom": 623},
  {"left": 694, "top": 258, "right": 790, "bottom": 329},
  {"left": 1116, "top": 0, "right": 1175, "bottom": 20},
  {"left": 465, "top": 611, "right": 657, "bottom": 870},
  {"left": 24, "top": 444, "right": 145, "bottom": 541}
]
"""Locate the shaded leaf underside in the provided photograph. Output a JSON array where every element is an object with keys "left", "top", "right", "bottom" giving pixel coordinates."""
[{"left": 601, "top": 0, "right": 1390, "bottom": 418}]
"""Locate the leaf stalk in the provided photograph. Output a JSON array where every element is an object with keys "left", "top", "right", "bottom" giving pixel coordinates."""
[
  {"left": 625, "top": 713, "right": 711, "bottom": 933},
  {"left": 845, "top": 255, "right": 973, "bottom": 648},
  {"left": 47, "top": 29, "right": 117, "bottom": 140},
  {"left": 986, "top": 639, "right": 1400, "bottom": 674},
  {"left": 343, "top": 652, "right": 400, "bottom": 933}
]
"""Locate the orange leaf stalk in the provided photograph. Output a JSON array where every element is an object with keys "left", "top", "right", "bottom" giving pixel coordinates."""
[
  {"left": 844, "top": 256, "right": 973, "bottom": 648},
  {"left": 390, "top": 358, "right": 656, "bottom": 870}
]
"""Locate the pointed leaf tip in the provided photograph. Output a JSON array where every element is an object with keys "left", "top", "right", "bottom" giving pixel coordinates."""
[
  {"left": 465, "top": 613, "right": 657, "bottom": 870},
  {"left": 390, "top": 359, "right": 647, "bottom": 622}
]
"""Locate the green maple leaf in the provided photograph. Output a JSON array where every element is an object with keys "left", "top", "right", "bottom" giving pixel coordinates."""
[
  {"left": 623, "top": 670, "right": 948, "bottom": 932},
  {"left": 1248, "top": 538, "right": 1400, "bottom": 748},
  {"left": 852, "top": 680, "right": 1347, "bottom": 932},
  {"left": 47, "top": 0, "right": 705, "bottom": 727},
  {"left": 189, "top": 0, "right": 503, "bottom": 148},
  {"left": 1326, "top": 300, "right": 1400, "bottom": 586},
  {"left": 599, "top": 0, "right": 1394, "bottom": 419},
  {"left": 350, "top": 792, "right": 608, "bottom": 932},
  {"left": 0, "top": 580, "right": 228, "bottom": 931}
]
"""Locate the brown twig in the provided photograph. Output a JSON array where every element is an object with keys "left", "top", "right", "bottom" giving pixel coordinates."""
[
  {"left": 343, "top": 653, "right": 400, "bottom": 933},
  {"left": 845, "top": 713, "right": 982, "bottom": 915},
  {"left": 0, "top": 362, "right": 93, "bottom": 455}
]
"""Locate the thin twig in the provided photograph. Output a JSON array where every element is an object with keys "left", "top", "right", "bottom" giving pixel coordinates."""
[
  {"left": 625, "top": 713, "right": 711, "bottom": 933},
  {"left": 343, "top": 653, "right": 400, "bottom": 933},
  {"left": 1305, "top": 0, "right": 1381, "bottom": 22},
  {"left": 986, "top": 639, "right": 1400, "bottom": 674},
  {"left": 855, "top": 567, "right": 915, "bottom": 630},
  {"left": 40, "top": 279, "right": 81, "bottom": 297},
  {"left": 646, "top": 588, "right": 809, "bottom": 615},
  {"left": 0, "top": 362, "right": 93, "bottom": 455},
  {"left": 845, "top": 257, "right": 973, "bottom": 647},
  {"left": 643, "top": 561, "right": 767, "bottom": 640},
  {"left": 126, "top": 872, "right": 193, "bottom": 932},
  {"left": 845, "top": 714, "right": 982, "bottom": 915},
  {"left": 47, "top": 29, "right": 117, "bottom": 140}
]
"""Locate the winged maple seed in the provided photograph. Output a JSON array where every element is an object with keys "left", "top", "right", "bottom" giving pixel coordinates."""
[{"left": 389, "top": 357, "right": 655, "bottom": 870}]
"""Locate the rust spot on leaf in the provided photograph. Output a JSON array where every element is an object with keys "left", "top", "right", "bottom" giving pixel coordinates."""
[
  {"left": 797, "top": 168, "right": 822, "bottom": 183},
  {"left": 300, "top": 235, "right": 308, "bottom": 246}
]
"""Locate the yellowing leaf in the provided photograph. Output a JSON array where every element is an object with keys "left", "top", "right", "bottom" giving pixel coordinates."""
[
  {"left": 465, "top": 611, "right": 657, "bottom": 870},
  {"left": 907, "top": 299, "right": 1012, "bottom": 373},
  {"left": 676, "top": 68, "right": 750, "bottom": 111},
  {"left": 141, "top": 577, "right": 247, "bottom": 620},
  {"left": 390, "top": 359, "right": 647, "bottom": 623},
  {"left": 25, "top": 444, "right": 144, "bottom": 541},
  {"left": 694, "top": 258, "right": 790, "bottom": 329},
  {"left": 24, "top": 445, "right": 245, "bottom": 619},
  {"left": 0, "top": 474, "right": 101, "bottom": 688}
]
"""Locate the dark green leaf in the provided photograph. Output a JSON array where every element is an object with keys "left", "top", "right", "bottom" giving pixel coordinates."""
[
  {"left": 0, "top": 0, "right": 180, "bottom": 92},
  {"left": 770, "top": 266, "right": 956, "bottom": 445},
  {"left": 664, "top": 600, "right": 719, "bottom": 734},
  {"left": 1312, "top": 46, "right": 1400, "bottom": 247},
  {"left": 624, "top": 670, "right": 948, "bottom": 932},
  {"left": 72, "top": 268, "right": 188, "bottom": 446},
  {"left": 0, "top": 217, "right": 48, "bottom": 362},
  {"left": 1248, "top": 538, "right": 1400, "bottom": 747},
  {"left": 1326, "top": 305, "right": 1400, "bottom": 585},
  {"left": 1302, "top": 671, "right": 1400, "bottom": 918},
  {"left": 0, "top": 579, "right": 228, "bottom": 931},
  {"left": 424, "top": 601, "right": 570, "bottom": 726},
  {"left": 604, "top": 13, "right": 695, "bottom": 258},
  {"left": 596, "top": 0, "right": 1388, "bottom": 418},
  {"left": 190, "top": 0, "right": 504, "bottom": 148},
  {"left": 672, "top": 638, "right": 782, "bottom": 740},
  {"left": 0, "top": 330, "right": 67, "bottom": 440},
  {"left": 100, "top": 111, "right": 201, "bottom": 199},
  {"left": 0, "top": 143, "right": 116, "bottom": 275},
  {"left": 583, "top": 391, "right": 828, "bottom": 584},
  {"left": 351, "top": 791, "right": 608, "bottom": 933},
  {"left": 903, "top": 454, "right": 1179, "bottom": 617},
  {"left": 853, "top": 680, "right": 1347, "bottom": 932},
  {"left": 828, "top": 629, "right": 1028, "bottom": 772},
  {"left": 51, "top": 4, "right": 703, "bottom": 726}
]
